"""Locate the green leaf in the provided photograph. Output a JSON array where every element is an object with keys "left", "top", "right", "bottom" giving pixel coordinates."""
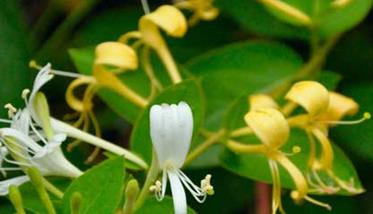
[
  {"left": 261, "top": 0, "right": 373, "bottom": 38},
  {"left": 61, "top": 157, "right": 125, "bottom": 214},
  {"left": 184, "top": 41, "right": 303, "bottom": 168},
  {"left": 0, "top": 0, "right": 32, "bottom": 118},
  {"left": 215, "top": 0, "right": 373, "bottom": 39},
  {"left": 315, "top": 70, "right": 342, "bottom": 90},
  {"left": 332, "top": 81, "right": 373, "bottom": 163},
  {"left": 18, "top": 178, "right": 71, "bottom": 214},
  {"left": 131, "top": 79, "right": 205, "bottom": 164},
  {"left": 135, "top": 196, "right": 196, "bottom": 214},
  {"left": 69, "top": 47, "right": 150, "bottom": 123},
  {"left": 215, "top": 0, "right": 309, "bottom": 39},
  {"left": 220, "top": 96, "right": 363, "bottom": 195},
  {"left": 186, "top": 41, "right": 303, "bottom": 130}
]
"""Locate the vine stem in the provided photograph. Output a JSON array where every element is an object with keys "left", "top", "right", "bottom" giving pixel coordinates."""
[
  {"left": 269, "top": 34, "right": 341, "bottom": 98},
  {"left": 184, "top": 129, "right": 226, "bottom": 166},
  {"left": 134, "top": 152, "right": 160, "bottom": 210}
]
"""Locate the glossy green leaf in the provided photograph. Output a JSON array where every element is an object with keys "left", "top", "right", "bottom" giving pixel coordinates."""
[
  {"left": 61, "top": 157, "right": 125, "bottom": 214},
  {"left": 135, "top": 196, "right": 196, "bottom": 214},
  {"left": 185, "top": 41, "right": 303, "bottom": 168},
  {"left": 220, "top": 96, "right": 363, "bottom": 195},
  {"left": 262, "top": 0, "right": 373, "bottom": 38},
  {"left": 332, "top": 82, "right": 373, "bottom": 163},
  {"left": 0, "top": 0, "right": 31, "bottom": 118},
  {"left": 16, "top": 178, "right": 71, "bottom": 214},
  {"left": 216, "top": 0, "right": 373, "bottom": 39},
  {"left": 131, "top": 79, "right": 204, "bottom": 164},
  {"left": 215, "top": 0, "right": 309, "bottom": 39},
  {"left": 186, "top": 41, "right": 303, "bottom": 130}
]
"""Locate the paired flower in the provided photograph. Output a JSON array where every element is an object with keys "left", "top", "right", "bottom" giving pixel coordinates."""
[
  {"left": 149, "top": 102, "right": 213, "bottom": 214},
  {"left": 285, "top": 81, "right": 368, "bottom": 194}
]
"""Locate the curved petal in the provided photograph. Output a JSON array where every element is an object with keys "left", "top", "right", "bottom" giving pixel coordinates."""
[
  {"left": 244, "top": 108, "right": 289, "bottom": 149},
  {"left": 168, "top": 170, "right": 187, "bottom": 214},
  {"left": 285, "top": 81, "right": 329, "bottom": 116},
  {"left": 95, "top": 42, "right": 138, "bottom": 71},
  {"left": 0, "top": 175, "right": 29, "bottom": 196},
  {"left": 249, "top": 94, "right": 279, "bottom": 111},
  {"left": 150, "top": 102, "right": 193, "bottom": 169},
  {"left": 319, "top": 92, "right": 359, "bottom": 122}
]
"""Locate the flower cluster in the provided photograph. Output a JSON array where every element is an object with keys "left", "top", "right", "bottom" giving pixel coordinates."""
[{"left": 227, "top": 80, "right": 369, "bottom": 213}]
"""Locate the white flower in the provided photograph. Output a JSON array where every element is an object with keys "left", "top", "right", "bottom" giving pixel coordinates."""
[
  {"left": 0, "top": 64, "right": 82, "bottom": 195},
  {"left": 149, "top": 101, "right": 213, "bottom": 214},
  {"left": 0, "top": 110, "right": 82, "bottom": 195}
]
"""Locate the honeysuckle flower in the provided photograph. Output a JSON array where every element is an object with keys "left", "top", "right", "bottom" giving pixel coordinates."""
[
  {"left": 12, "top": 63, "right": 148, "bottom": 169},
  {"left": 118, "top": 5, "right": 187, "bottom": 84},
  {"left": 173, "top": 0, "right": 219, "bottom": 26},
  {"left": 0, "top": 108, "right": 82, "bottom": 195},
  {"left": 149, "top": 102, "right": 213, "bottom": 214},
  {"left": 285, "top": 81, "right": 368, "bottom": 194},
  {"left": 227, "top": 108, "right": 332, "bottom": 213}
]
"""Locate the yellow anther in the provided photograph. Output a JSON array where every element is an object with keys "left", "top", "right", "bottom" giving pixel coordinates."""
[
  {"left": 201, "top": 174, "right": 214, "bottom": 195},
  {"left": 29, "top": 60, "right": 40, "bottom": 69},
  {"left": 364, "top": 112, "right": 371, "bottom": 120},
  {"left": 4, "top": 103, "right": 17, "bottom": 118},
  {"left": 292, "top": 146, "right": 301, "bottom": 154},
  {"left": 149, "top": 180, "right": 162, "bottom": 193},
  {"left": 22, "top": 89, "right": 30, "bottom": 99}
]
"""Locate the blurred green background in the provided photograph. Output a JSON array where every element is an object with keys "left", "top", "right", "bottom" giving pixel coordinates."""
[{"left": 1, "top": 0, "right": 372, "bottom": 213}]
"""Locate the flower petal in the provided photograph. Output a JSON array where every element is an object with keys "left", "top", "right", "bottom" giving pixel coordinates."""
[
  {"left": 285, "top": 81, "right": 329, "bottom": 116},
  {"left": 319, "top": 92, "right": 359, "bottom": 122},
  {"left": 249, "top": 94, "right": 279, "bottom": 111},
  {"left": 244, "top": 108, "right": 289, "bottom": 149},
  {"left": 0, "top": 175, "right": 29, "bottom": 196},
  {"left": 150, "top": 101, "right": 193, "bottom": 169},
  {"left": 168, "top": 170, "right": 187, "bottom": 214},
  {"left": 95, "top": 42, "right": 138, "bottom": 71}
]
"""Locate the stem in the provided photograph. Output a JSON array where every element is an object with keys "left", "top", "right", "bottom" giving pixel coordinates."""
[
  {"left": 269, "top": 35, "right": 341, "bottom": 98},
  {"left": 50, "top": 118, "right": 148, "bottom": 169},
  {"left": 37, "top": 0, "right": 101, "bottom": 56},
  {"left": 27, "top": 168, "right": 56, "bottom": 214},
  {"left": 156, "top": 43, "right": 182, "bottom": 84},
  {"left": 142, "top": 47, "right": 164, "bottom": 91},
  {"left": 226, "top": 140, "right": 266, "bottom": 154},
  {"left": 43, "top": 178, "right": 64, "bottom": 199},
  {"left": 230, "top": 127, "right": 253, "bottom": 138},
  {"left": 294, "top": 34, "right": 340, "bottom": 79},
  {"left": 184, "top": 129, "right": 226, "bottom": 166},
  {"left": 255, "top": 182, "right": 271, "bottom": 214},
  {"left": 135, "top": 152, "right": 160, "bottom": 210}
]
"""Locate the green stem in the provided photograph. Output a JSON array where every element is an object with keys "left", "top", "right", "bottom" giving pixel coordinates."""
[
  {"left": 43, "top": 178, "right": 64, "bottom": 199},
  {"left": 37, "top": 0, "right": 101, "bottom": 57},
  {"left": 184, "top": 129, "right": 226, "bottom": 166},
  {"left": 134, "top": 152, "right": 159, "bottom": 210},
  {"left": 27, "top": 168, "right": 56, "bottom": 214}
]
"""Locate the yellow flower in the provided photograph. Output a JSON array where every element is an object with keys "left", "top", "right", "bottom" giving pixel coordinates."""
[
  {"left": 227, "top": 108, "right": 311, "bottom": 214},
  {"left": 285, "top": 81, "right": 368, "bottom": 194},
  {"left": 174, "top": 0, "right": 219, "bottom": 26},
  {"left": 119, "top": 5, "right": 187, "bottom": 84}
]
